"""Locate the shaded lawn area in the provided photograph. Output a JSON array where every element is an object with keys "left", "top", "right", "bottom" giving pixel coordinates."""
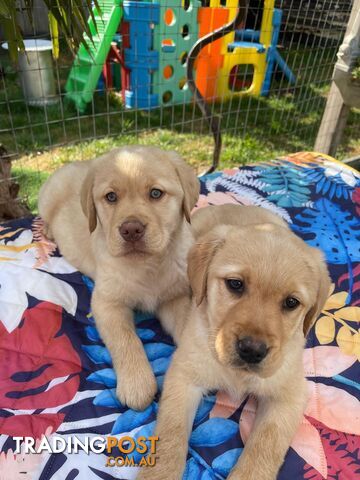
[
  {"left": 1, "top": 45, "right": 359, "bottom": 213},
  {"left": 10, "top": 129, "right": 286, "bottom": 213}
]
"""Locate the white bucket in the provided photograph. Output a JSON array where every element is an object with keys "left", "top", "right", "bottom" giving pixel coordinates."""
[{"left": 2, "top": 39, "right": 58, "bottom": 106}]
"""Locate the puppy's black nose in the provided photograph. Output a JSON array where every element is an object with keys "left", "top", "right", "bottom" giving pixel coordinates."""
[
  {"left": 119, "top": 221, "right": 146, "bottom": 242},
  {"left": 237, "top": 336, "right": 268, "bottom": 364}
]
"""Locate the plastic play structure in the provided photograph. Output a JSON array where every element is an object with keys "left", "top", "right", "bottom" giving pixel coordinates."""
[{"left": 65, "top": 0, "right": 296, "bottom": 112}]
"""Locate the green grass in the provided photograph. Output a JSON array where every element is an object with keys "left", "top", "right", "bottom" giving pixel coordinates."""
[
  {"left": 12, "top": 129, "right": 287, "bottom": 212},
  {"left": 1, "top": 44, "right": 359, "bottom": 213},
  {"left": 11, "top": 167, "right": 49, "bottom": 213}
]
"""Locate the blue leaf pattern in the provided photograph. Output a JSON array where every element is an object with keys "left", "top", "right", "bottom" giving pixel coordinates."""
[
  {"left": 82, "top": 345, "right": 112, "bottom": 365},
  {"left": 87, "top": 368, "right": 116, "bottom": 387},
  {"left": 111, "top": 404, "right": 154, "bottom": 435},
  {"left": 144, "top": 342, "right": 175, "bottom": 361},
  {"left": 190, "top": 418, "right": 239, "bottom": 447},
  {"left": 292, "top": 198, "right": 360, "bottom": 265},
  {"left": 156, "top": 374, "right": 165, "bottom": 390},
  {"left": 137, "top": 328, "right": 156, "bottom": 341},
  {"left": 93, "top": 389, "right": 121, "bottom": 408},
  {"left": 85, "top": 326, "right": 101, "bottom": 342},
  {"left": 256, "top": 164, "right": 311, "bottom": 207},
  {"left": 194, "top": 396, "right": 216, "bottom": 425},
  {"left": 150, "top": 356, "right": 172, "bottom": 376},
  {"left": 201, "top": 470, "right": 217, "bottom": 480},
  {"left": 212, "top": 448, "right": 243, "bottom": 477},
  {"left": 303, "top": 167, "right": 356, "bottom": 200},
  {"left": 183, "top": 458, "right": 201, "bottom": 479},
  {"left": 293, "top": 197, "right": 360, "bottom": 303}
]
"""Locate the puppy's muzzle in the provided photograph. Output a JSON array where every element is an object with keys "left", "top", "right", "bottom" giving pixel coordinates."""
[
  {"left": 237, "top": 336, "right": 269, "bottom": 364},
  {"left": 119, "top": 220, "right": 146, "bottom": 242}
]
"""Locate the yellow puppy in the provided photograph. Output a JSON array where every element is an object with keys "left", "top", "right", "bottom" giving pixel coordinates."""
[
  {"left": 38, "top": 146, "right": 199, "bottom": 410},
  {"left": 137, "top": 204, "right": 330, "bottom": 479}
]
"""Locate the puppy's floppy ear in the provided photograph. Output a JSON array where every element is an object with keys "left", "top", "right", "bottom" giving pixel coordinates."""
[
  {"left": 168, "top": 151, "right": 200, "bottom": 223},
  {"left": 188, "top": 235, "right": 223, "bottom": 306},
  {"left": 303, "top": 248, "right": 331, "bottom": 337},
  {"left": 80, "top": 169, "right": 97, "bottom": 233}
]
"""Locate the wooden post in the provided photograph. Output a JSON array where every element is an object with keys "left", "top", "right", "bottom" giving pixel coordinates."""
[
  {"left": 314, "top": 84, "right": 350, "bottom": 156},
  {"left": 315, "top": 0, "right": 360, "bottom": 156}
]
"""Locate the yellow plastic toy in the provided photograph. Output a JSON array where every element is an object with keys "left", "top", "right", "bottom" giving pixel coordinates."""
[
  {"left": 196, "top": 0, "right": 238, "bottom": 100},
  {"left": 216, "top": 0, "right": 275, "bottom": 98},
  {"left": 213, "top": 0, "right": 239, "bottom": 95},
  {"left": 214, "top": 0, "right": 239, "bottom": 56}
]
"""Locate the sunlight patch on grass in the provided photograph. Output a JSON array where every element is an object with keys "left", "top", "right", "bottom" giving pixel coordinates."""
[{"left": 11, "top": 167, "right": 49, "bottom": 213}]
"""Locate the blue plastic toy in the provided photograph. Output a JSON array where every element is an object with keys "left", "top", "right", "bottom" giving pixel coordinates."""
[{"left": 123, "top": 1, "right": 160, "bottom": 109}]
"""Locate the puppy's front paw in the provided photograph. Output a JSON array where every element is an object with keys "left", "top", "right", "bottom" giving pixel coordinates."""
[{"left": 116, "top": 361, "right": 157, "bottom": 411}]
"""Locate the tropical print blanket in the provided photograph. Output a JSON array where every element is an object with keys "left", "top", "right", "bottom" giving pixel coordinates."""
[{"left": 0, "top": 152, "right": 359, "bottom": 480}]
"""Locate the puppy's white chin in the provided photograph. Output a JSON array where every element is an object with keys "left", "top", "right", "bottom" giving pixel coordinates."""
[
  {"left": 225, "top": 357, "right": 280, "bottom": 379},
  {"left": 119, "top": 242, "right": 151, "bottom": 257},
  {"left": 105, "top": 236, "right": 149, "bottom": 256},
  {"left": 122, "top": 248, "right": 150, "bottom": 258},
  {"left": 107, "top": 231, "right": 174, "bottom": 258},
  {"left": 252, "top": 359, "right": 283, "bottom": 379},
  {"left": 249, "top": 365, "right": 276, "bottom": 378}
]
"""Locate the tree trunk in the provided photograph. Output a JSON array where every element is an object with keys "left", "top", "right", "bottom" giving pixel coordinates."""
[{"left": 0, "top": 146, "right": 31, "bottom": 222}]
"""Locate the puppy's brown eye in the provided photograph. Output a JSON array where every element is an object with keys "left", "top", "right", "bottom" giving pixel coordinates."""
[
  {"left": 284, "top": 297, "right": 300, "bottom": 310},
  {"left": 105, "top": 192, "right": 117, "bottom": 203},
  {"left": 226, "top": 278, "right": 244, "bottom": 294},
  {"left": 150, "top": 188, "right": 163, "bottom": 200}
]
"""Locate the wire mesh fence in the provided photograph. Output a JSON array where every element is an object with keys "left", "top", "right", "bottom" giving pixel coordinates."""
[{"left": 0, "top": 0, "right": 358, "bottom": 214}]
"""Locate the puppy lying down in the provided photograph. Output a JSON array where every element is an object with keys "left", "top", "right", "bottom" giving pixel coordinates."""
[
  {"left": 38, "top": 146, "right": 199, "bottom": 410},
  {"left": 138, "top": 204, "right": 330, "bottom": 480}
]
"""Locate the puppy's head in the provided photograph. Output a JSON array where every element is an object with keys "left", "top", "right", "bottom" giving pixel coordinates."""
[
  {"left": 188, "top": 222, "right": 330, "bottom": 378},
  {"left": 80, "top": 146, "right": 199, "bottom": 257}
]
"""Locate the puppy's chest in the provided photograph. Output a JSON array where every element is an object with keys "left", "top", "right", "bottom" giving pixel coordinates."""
[
  {"left": 113, "top": 257, "right": 188, "bottom": 311},
  {"left": 196, "top": 349, "right": 265, "bottom": 397}
]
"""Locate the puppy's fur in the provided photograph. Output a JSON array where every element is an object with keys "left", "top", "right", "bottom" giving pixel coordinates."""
[
  {"left": 137, "top": 204, "right": 330, "bottom": 480},
  {"left": 38, "top": 146, "right": 199, "bottom": 410}
]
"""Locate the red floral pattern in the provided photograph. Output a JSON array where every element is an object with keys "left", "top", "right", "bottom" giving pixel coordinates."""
[
  {"left": 303, "top": 418, "right": 360, "bottom": 480},
  {"left": 353, "top": 187, "right": 360, "bottom": 217},
  {"left": 0, "top": 302, "right": 81, "bottom": 436}
]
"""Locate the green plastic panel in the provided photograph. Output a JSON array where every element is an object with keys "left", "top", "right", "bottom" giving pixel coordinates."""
[
  {"left": 152, "top": 0, "right": 201, "bottom": 107},
  {"left": 65, "top": 0, "right": 123, "bottom": 112}
]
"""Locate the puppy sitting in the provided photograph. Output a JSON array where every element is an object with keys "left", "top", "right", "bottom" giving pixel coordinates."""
[
  {"left": 137, "top": 204, "right": 330, "bottom": 479},
  {"left": 38, "top": 146, "right": 199, "bottom": 410}
]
